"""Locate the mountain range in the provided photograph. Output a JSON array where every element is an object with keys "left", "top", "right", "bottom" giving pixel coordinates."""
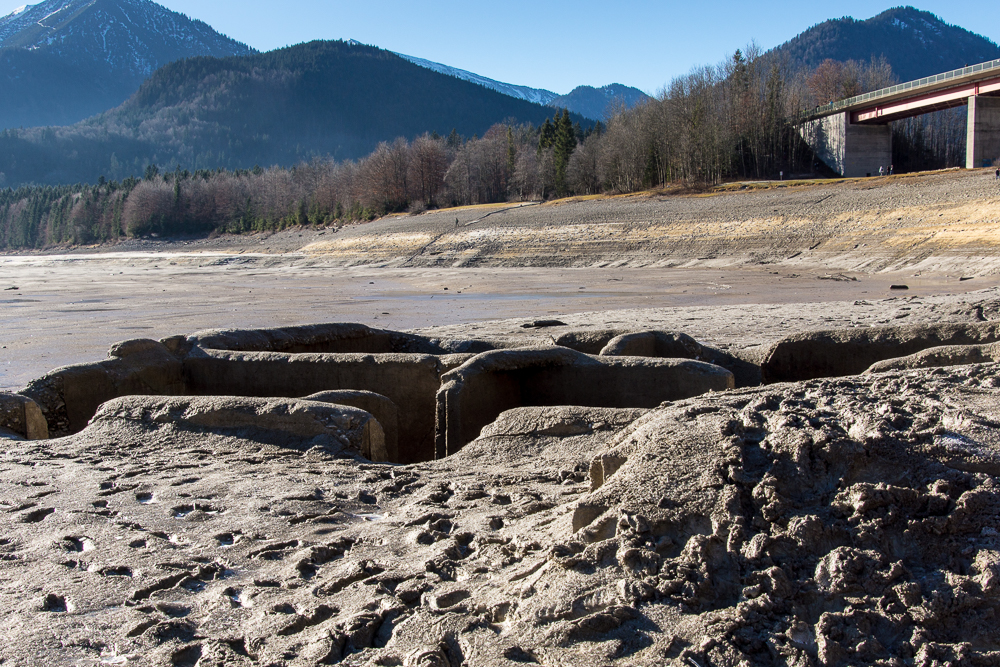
[
  {"left": 0, "top": 2, "right": 997, "bottom": 188},
  {"left": 0, "top": 2, "right": 647, "bottom": 131},
  {"left": 0, "top": 40, "right": 592, "bottom": 185},
  {"left": 393, "top": 50, "right": 650, "bottom": 120},
  {"left": 771, "top": 6, "right": 1000, "bottom": 82},
  {"left": 0, "top": 0, "right": 252, "bottom": 129}
]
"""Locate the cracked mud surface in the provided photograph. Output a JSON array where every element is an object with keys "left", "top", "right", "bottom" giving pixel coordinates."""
[{"left": 4, "top": 365, "right": 1000, "bottom": 665}]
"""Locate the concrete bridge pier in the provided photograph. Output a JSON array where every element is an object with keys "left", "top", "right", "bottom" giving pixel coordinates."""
[
  {"left": 967, "top": 96, "right": 1000, "bottom": 169},
  {"left": 799, "top": 112, "right": 892, "bottom": 177}
]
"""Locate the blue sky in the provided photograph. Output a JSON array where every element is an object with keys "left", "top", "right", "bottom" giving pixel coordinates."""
[{"left": 1, "top": 1, "right": 996, "bottom": 94}]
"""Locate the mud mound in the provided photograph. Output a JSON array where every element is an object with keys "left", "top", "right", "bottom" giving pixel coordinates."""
[
  {"left": 561, "top": 366, "right": 1000, "bottom": 664},
  {"left": 3, "top": 366, "right": 1000, "bottom": 665}
]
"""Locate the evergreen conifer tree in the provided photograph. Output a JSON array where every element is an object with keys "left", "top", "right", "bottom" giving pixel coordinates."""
[
  {"left": 553, "top": 109, "right": 577, "bottom": 197},
  {"left": 538, "top": 118, "right": 556, "bottom": 152}
]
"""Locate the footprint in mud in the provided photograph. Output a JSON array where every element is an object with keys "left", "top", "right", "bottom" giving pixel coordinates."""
[
  {"left": 181, "top": 579, "right": 207, "bottom": 593},
  {"left": 155, "top": 603, "right": 191, "bottom": 618},
  {"left": 271, "top": 602, "right": 296, "bottom": 614},
  {"left": 503, "top": 646, "right": 540, "bottom": 663},
  {"left": 98, "top": 482, "right": 138, "bottom": 497},
  {"left": 222, "top": 587, "right": 248, "bottom": 607},
  {"left": 427, "top": 589, "right": 471, "bottom": 610},
  {"left": 39, "top": 593, "right": 68, "bottom": 612},
  {"left": 136, "top": 492, "right": 155, "bottom": 504},
  {"left": 170, "top": 644, "right": 202, "bottom": 667},
  {"left": 215, "top": 532, "right": 241, "bottom": 547},
  {"left": 171, "top": 502, "right": 223, "bottom": 519},
  {"left": 62, "top": 536, "right": 96, "bottom": 552},
  {"left": 20, "top": 507, "right": 54, "bottom": 523},
  {"left": 170, "top": 477, "right": 200, "bottom": 487},
  {"left": 248, "top": 540, "right": 300, "bottom": 561},
  {"left": 100, "top": 566, "right": 133, "bottom": 577},
  {"left": 172, "top": 504, "right": 195, "bottom": 518}
]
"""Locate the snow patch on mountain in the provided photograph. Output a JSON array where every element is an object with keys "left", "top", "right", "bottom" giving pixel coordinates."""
[
  {"left": 0, "top": 0, "right": 251, "bottom": 73},
  {"left": 394, "top": 51, "right": 559, "bottom": 105}
]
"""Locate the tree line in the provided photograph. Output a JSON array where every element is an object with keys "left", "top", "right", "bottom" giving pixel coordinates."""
[{"left": 0, "top": 47, "right": 967, "bottom": 251}]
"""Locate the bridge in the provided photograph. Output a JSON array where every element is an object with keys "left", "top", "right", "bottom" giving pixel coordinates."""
[{"left": 799, "top": 59, "right": 1000, "bottom": 177}]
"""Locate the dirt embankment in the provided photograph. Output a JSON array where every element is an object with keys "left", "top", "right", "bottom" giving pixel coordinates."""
[
  {"left": 293, "top": 170, "right": 1000, "bottom": 272},
  {"left": 15, "top": 169, "right": 1000, "bottom": 276}
]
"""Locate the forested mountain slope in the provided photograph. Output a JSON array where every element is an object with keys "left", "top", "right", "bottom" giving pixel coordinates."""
[
  {"left": 772, "top": 6, "right": 1000, "bottom": 82},
  {"left": 0, "top": 0, "right": 253, "bottom": 129},
  {"left": 0, "top": 40, "right": 587, "bottom": 186}
]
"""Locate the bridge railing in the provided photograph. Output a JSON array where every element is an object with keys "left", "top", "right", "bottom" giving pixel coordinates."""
[{"left": 801, "top": 58, "right": 1000, "bottom": 121}]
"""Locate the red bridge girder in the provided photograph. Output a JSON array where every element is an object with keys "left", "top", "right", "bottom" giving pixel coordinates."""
[{"left": 852, "top": 76, "right": 1000, "bottom": 124}]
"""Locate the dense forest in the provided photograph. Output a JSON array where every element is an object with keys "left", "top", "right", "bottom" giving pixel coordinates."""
[{"left": 0, "top": 42, "right": 976, "bottom": 251}]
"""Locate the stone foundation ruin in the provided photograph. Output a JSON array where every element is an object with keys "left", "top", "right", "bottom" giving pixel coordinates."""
[
  {"left": 9, "top": 318, "right": 1000, "bottom": 463},
  {"left": 4, "top": 322, "right": 742, "bottom": 461}
]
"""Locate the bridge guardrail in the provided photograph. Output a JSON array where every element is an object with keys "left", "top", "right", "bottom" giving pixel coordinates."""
[{"left": 801, "top": 58, "right": 1000, "bottom": 121}]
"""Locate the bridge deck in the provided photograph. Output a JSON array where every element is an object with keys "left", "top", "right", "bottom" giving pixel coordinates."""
[{"left": 803, "top": 59, "right": 1000, "bottom": 124}]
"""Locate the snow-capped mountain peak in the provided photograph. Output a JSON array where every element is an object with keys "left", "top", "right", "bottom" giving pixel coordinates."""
[{"left": 390, "top": 48, "right": 650, "bottom": 120}]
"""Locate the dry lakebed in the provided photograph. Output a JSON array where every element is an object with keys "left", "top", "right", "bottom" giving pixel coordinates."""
[{"left": 3, "top": 170, "right": 1000, "bottom": 666}]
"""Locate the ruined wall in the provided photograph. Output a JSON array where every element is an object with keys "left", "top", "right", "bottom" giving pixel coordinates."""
[
  {"left": 0, "top": 393, "right": 48, "bottom": 440},
  {"left": 183, "top": 349, "right": 456, "bottom": 464},
  {"left": 555, "top": 329, "right": 634, "bottom": 355},
  {"left": 436, "top": 347, "right": 735, "bottom": 457},
  {"left": 20, "top": 339, "right": 186, "bottom": 437},
  {"left": 187, "top": 322, "right": 512, "bottom": 356},
  {"left": 762, "top": 321, "right": 1000, "bottom": 383},
  {"left": 304, "top": 390, "right": 399, "bottom": 463},
  {"left": 598, "top": 331, "right": 702, "bottom": 358},
  {"left": 188, "top": 323, "right": 398, "bottom": 354},
  {"left": 13, "top": 324, "right": 752, "bottom": 465}
]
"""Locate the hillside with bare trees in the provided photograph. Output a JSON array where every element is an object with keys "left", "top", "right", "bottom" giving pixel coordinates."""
[{"left": 0, "top": 18, "right": 983, "bottom": 250}]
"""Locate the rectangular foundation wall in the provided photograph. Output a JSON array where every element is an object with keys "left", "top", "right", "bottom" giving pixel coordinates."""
[
  {"left": 967, "top": 96, "right": 1000, "bottom": 169},
  {"left": 184, "top": 351, "right": 443, "bottom": 464}
]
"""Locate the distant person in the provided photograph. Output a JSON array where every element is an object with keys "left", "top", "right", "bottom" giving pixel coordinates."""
[
  {"left": 779, "top": 171, "right": 784, "bottom": 181},
  {"left": 995, "top": 168, "right": 999, "bottom": 181},
  {"left": 878, "top": 166, "right": 884, "bottom": 177},
  {"left": 889, "top": 165, "right": 894, "bottom": 175}
]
